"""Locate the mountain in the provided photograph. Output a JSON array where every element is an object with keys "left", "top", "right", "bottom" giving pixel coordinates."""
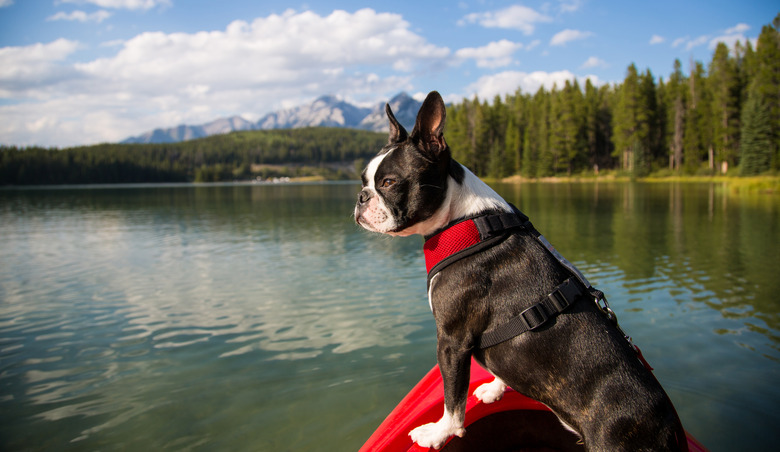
[
  {"left": 122, "top": 116, "right": 254, "bottom": 144},
  {"left": 121, "top": 92, "right": 420, "bottom": 144},
  {"left": 256, "top": 95, "right": 371, "bottom": 129},
  {"left": 359, "top": 92, "right": 421, "bottom": 132}
]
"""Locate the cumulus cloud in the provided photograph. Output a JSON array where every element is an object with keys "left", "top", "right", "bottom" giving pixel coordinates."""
[
  {"left": 463, "top": 70, "right": 600, "bottom": 100},
  {"left": 0, "top": 38, "right": 82, "bottom": 98},
  {"left": 459, "top": 5, "right": 552, "bottom": 35},
  {"left": 455, "top": 39, "right": 523, "bottom": 68},
  {"left": 550, "top": 29, "right": 593, "bottom": 46},
  {"left": 0, "top": 9, "right": 451, "bottom": 146},
  {"left": 47, "top": 10, "right": 113, "bottom": 23}
]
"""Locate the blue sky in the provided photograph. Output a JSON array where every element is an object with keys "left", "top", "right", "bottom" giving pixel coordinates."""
[{"left": 0, "top": 0, "right": 776, "bottom": 147}]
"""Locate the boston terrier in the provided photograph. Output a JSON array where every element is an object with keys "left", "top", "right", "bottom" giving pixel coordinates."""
[{"left": 354, "top": 91, "right": 688, "bottom": 451}]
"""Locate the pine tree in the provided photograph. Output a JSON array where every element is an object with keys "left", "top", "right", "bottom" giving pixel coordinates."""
[
  {"left": 504, "top": 113, "right": 522, "bottom": 175},
  {"left": 747, "top": 15, "right": 780, "bottom": 170},
  {"left": 740, "top": 85, "right": 773, "bottom": 175},
  {"left": 709, "top": 42, "right": 742, "bottom": 172},
  {"left": 613, "top": 64, "right": 650, "bottom": 174},
  {"left": 683, "top": 61, "right": 713, "bottom": 173},
  {"left": 664, "top": 59, "right": 687, "bottom": 172},
  {"left": 522, "top": 87, "right": 549, "bottom": 177}
]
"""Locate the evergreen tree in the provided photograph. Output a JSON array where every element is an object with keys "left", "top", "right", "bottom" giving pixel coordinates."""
[
  {"left": 664, "top": 59, "right": 687, "bottom": 172},
  {"left": 709, "top": 42, "right": 742, "bottom": 172},
  {"left": 683, "top": 61, "right": 713, "bottom": 173},
  {"left": 613, "top": 64, "right": 650, "bottom": 175},
  {"left": 740, "top": 86, "right": 774, "bottom": 175},
  {"left": 748, "top": 15, "right": 780, "bottom": 169}
]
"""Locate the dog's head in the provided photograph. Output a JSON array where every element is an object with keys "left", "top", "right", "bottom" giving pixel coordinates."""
[{"left": 354, "top": 91, "right": 463, "bottom": 236}]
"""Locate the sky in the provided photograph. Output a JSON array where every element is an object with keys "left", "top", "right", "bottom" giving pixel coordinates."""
[{"left": 0, "top": 1, "right": 776, "bottom": 148}]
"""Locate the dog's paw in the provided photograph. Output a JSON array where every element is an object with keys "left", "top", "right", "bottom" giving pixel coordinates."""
[
  {"left": 474, "top": 378, "right": 506, "bottom": 404},
  {"left": 409, "top": 420, "right": 465, "bottom": 450}
]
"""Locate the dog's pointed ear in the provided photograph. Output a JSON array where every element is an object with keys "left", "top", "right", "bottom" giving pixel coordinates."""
[
  {"left": 386, "top": 103, "right": 408, "bottom": 144},
  {"left": 411, "top": 91, "right": 447, "bottom": 154}
]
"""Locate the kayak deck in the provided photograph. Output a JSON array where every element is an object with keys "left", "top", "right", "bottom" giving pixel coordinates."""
[{"left": 360, "top": 358, "right": 708, "bottom": 452}]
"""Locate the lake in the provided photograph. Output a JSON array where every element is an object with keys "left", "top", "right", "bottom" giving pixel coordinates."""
[{"left": 0, "top": 181, "right": 778, "bottom": 451}]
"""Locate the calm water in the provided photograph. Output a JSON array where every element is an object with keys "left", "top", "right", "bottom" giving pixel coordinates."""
[{"left": 0, "top": 181, "right": 778, "bottom": 451}]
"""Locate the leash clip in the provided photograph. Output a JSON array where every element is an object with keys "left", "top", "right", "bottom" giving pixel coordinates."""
[
  {"left": 594, "top": 293, "right": 616, "bottom": 323},
  {"left": 594, "top": 293, "right": 636, "bottom": 348}
]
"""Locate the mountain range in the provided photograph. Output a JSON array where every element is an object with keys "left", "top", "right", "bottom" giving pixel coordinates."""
[{"left": 121, "top": 92, "right": 421, "bottom": 144}]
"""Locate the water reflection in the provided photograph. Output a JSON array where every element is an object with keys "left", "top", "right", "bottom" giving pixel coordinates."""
[
  {"left": 1, "top": 181, "right": 778, "bottom": 451},
  {"left": 496, "top": 181, "right": 780, "bottom": 339},
  {"left": 0, "top": 183, "right": 432, "bottom": 449}
]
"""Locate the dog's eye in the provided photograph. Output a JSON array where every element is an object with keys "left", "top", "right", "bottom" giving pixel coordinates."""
[{"left": 381, "top": 178, "right": 396, "bottom": 188}]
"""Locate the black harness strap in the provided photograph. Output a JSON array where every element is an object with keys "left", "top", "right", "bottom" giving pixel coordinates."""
[
  {"left": 471, "top": 206, "right": 604, "bottom": 349},
  {"left": 478, "top": 277, "right": 585, "bottom": 349},
  {"left": 424, "top": 205, "right": 610, "bottom": 350}
]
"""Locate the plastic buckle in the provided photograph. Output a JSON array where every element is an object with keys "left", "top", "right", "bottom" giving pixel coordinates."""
[
  {"left": 547, "top": 289, "right": 570, "bottom": 312},
  {"left": 519, "top": 303, "right": 549, "bottom": 331}
]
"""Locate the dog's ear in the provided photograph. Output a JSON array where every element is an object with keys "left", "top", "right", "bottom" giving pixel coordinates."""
[
  {"left": 386, "top": 103, "right": 408, "bottom": 144},
  {"left": 411, "top": 91, "right": 447, "bottom": 154}
]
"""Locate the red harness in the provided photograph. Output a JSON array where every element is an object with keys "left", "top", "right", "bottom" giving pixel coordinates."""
[
  {"left": 423, "top": 210, "right": 528, "bottom": 279},
  {"left": 423, "top": 219, "right": 483, "bottom": 274}
]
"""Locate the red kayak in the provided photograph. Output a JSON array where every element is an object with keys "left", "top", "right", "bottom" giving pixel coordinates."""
[{"left": 360, "top": 357, "right": 708, "bottom": 452}]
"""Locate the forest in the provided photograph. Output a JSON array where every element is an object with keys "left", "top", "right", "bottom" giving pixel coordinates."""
[
  {"left": 0, "top": 128, "right": 387, "bottom": 184},
  {"left": 1, "top": 15, "right": 778, "bottom": 185},
  {"left": 447, "top": 15, "right": 779, "bottom": 179}
]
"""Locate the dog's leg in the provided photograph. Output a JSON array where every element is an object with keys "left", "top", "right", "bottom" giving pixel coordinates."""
[
  {"left": 409, "top": 342, "right": 471, "bottom": 449},
  {"left": 474, "top": 376, "right": 507, "bottom": 404}
]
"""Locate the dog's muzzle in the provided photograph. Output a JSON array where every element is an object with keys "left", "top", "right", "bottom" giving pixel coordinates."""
[{"left": 357, "top": 188, "right": 372, "bottom": 206}]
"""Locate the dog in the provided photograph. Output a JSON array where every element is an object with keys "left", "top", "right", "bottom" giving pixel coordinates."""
[{"left": 354, "top": 91, "right": 688, "bottom": 451}]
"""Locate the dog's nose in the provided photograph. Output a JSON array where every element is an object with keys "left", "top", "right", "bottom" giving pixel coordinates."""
[{"left": 358, "top": 188, "right": 372, "bottom": 205}]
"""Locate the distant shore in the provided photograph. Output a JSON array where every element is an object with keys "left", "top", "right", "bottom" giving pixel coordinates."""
[{"left": 496, "top": 173, "right": 780, "bottom": 194}]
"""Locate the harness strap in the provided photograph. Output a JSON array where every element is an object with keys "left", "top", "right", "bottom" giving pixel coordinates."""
[
  {"left": 423, "top": 205, "right": 617, "bottom": 351},
  {"left": 424, "top": 210, "right": 527, "bottom": 280},
  {"left": 478, "top": 277, "right": 585, "bottom": 349}
]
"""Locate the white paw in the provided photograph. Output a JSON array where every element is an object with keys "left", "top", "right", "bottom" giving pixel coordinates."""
[
  {"left": 409, "top": 420, "right": 465, "bottom": 449},
  {"left": 474, "top": 378, "right": 506, "bottom": 404}
]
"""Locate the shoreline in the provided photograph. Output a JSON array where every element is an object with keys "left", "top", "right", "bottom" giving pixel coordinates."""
[{"left": 496, "top": 174, "right": 779, "bottom": 194}]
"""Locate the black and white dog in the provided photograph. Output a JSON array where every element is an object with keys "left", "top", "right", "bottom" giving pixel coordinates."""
[{"left": 355, "top": 91, "right": 687, "bottom": 451}]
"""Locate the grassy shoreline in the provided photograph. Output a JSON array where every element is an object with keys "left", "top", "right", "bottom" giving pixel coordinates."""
[{"left": 495, "top": 173, "right": 780, "bottom": 194}]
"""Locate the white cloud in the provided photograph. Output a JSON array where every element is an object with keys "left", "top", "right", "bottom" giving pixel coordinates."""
[
  {"left": 525, "top": 39, "right": 541, "bottom": 51},
  {"left": 0, "top": 38, "right": 82, "bottom": 99},
  {"left": 0, "top": 9, "right": 450, "bottom": 146},
  {"left": 0, "top": 0, "right": 14, "bottom": 7},
  {"left": 710, "top": 23, "right": 752, "bottom": 50},
  {"left": 558, "top": 0, "right": 583, "bottom": 13},
  {"left": 581, "top": 56, "right": 607, "bottom": 69},
  {"left": 671, "top": 34, "right": 710, "bottom": 50},
  {"left": 463, "top": 70, "right": 601, "bottom": 100},
  {"left": 47, "top": 10, "right": 113, "bottom": 23},
  {"left": 459, "top": 5, "right": 552, "bottom": 35},
  {"left": 649, "top": 34, "right": 665, "bottom": 45},
  {"left": 686, "top": 34, "right": 709, "bottom": 50},
  {"left": 671, "top": 36, "right": 688, "bottom": 48},
  {"left": 550, "top": 29, "right": 593, "bottom": 46},
  {"left": 455, "top": 39, "right": 523, "bottom": 68},
  {"left": 725, "top": 23, "right": 750, "bottom": 34},
  {"left": 57, "top": 0, "right": 171, "bottom": 10}
]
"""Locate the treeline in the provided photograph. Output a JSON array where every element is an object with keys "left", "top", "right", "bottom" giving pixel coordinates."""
[
  {"left": 447, "top": 15, "right": 780, "bottom": 178},
  {"left": 0, "top": 128, "right": 386, "bottom": 185},
  {"left": 2, "top": 15, "right": 778, "bottom": 186}
]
